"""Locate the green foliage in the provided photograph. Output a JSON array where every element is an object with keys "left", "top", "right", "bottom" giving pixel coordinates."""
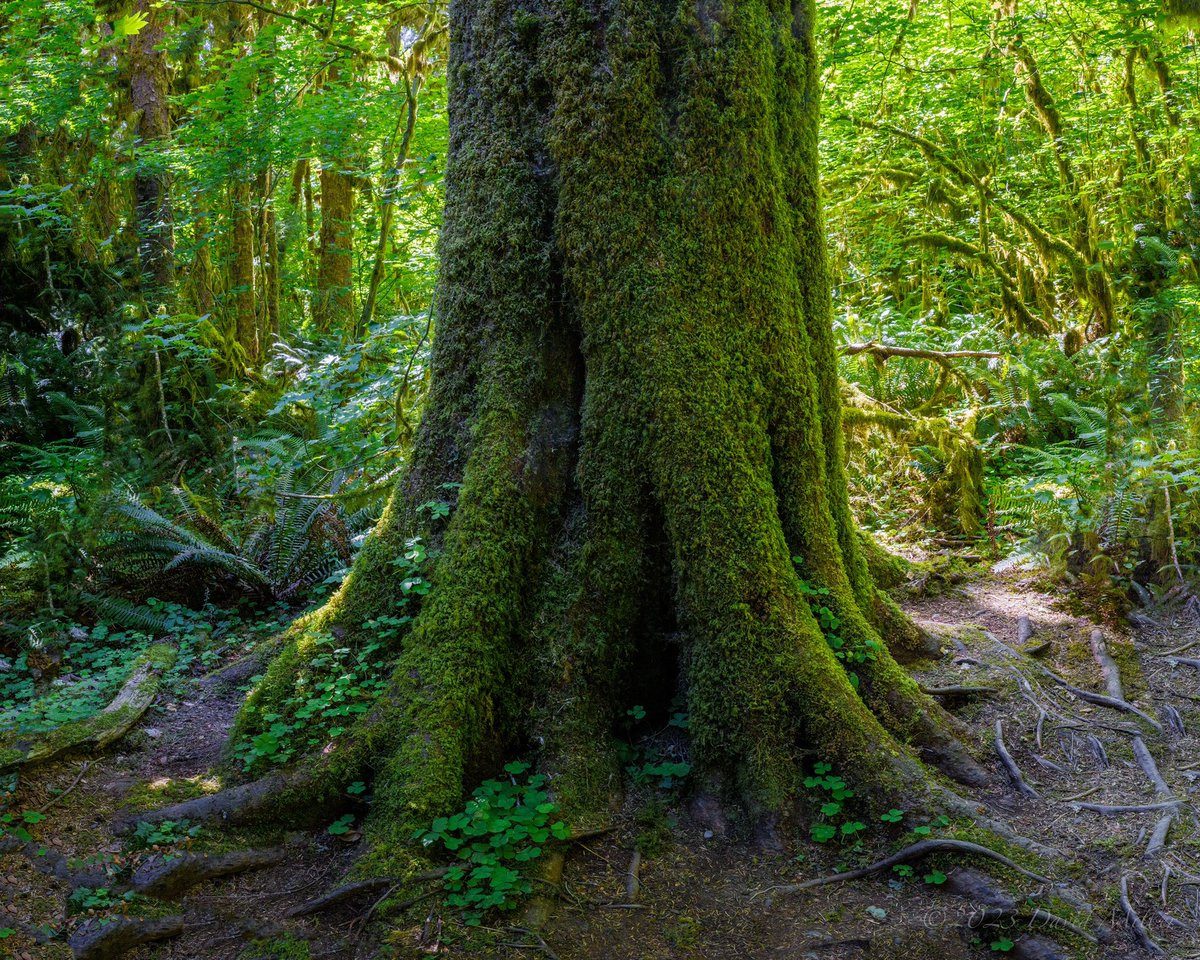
[
  {"left": 617, "top": 704, "right": 692, "bottom": 791},
  {"left": 233, "top": 629, "right": 393, "bottom": 771},
  {"left": 66, "top": 886, "right": 141, "bottom": 916},
  {"left": 413, "top": 762, "right": 570, "bottom": 925},
  {"left": 130, "top": 818, "right": 200, "bottom": 851},
  {"left": 803, "top": 763, "right": 864, "bottom": 845},
  {"left": 794, "top": 572, "right": 880, "bottom": 688}
]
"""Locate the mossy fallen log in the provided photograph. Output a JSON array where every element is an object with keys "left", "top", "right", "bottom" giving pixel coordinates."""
[{"left": 0, "top": 644, "right": 175, "bottom": 773}]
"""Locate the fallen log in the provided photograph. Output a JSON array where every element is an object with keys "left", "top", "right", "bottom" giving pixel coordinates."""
[{"left": 0, "top": 645, "right": 175, "bottom": 773}]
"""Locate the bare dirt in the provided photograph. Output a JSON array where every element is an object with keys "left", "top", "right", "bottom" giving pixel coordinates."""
[{"left": 3, "top": 569, "right": 1199, "bottom": 960}]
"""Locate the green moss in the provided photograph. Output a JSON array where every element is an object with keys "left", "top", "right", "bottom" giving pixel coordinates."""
[
  {"left": 122, "top": 773, "right": 223, "bottom": 811},
  {"left": 239, "top": 935, "right": 311, "bottom": 960}
]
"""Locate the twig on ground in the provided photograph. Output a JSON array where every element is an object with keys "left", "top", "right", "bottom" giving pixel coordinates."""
[
  {"left": 37, "top": 761, "right": 92, "bottom": 813},
  {"left": 753, "top": 839, "right": 1048, "bottom": 897}
]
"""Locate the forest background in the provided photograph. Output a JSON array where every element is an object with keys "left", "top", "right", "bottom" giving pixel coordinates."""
[{"left": 1, "top": 0, "right": 1199, "bottom": 867}]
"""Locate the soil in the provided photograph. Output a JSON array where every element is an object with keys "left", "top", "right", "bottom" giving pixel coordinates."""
[{"left": 3, "top": 568, "right": 1199, "bottom": 960}]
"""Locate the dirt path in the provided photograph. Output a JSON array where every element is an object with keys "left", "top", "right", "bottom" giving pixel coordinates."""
[{"left": 2, "top": 570, "right": 1199, "bottom": 959}]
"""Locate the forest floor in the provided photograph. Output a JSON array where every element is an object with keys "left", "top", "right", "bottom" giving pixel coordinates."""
[{"left": 3, "top": 565, "right": 1199, "bottom": 960}]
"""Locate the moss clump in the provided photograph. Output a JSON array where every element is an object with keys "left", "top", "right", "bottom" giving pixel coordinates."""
[
  {"left": 239, "top": 936, "right": 311, "bottom": 960},
  {"left": 122, "top": 773, "right": 222, "bottom": 812}
]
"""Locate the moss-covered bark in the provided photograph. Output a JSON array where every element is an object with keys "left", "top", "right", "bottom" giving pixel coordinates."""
[
  {"left": 126, "top": 0, "right": 173, "bottom": 295},
  {"left": 237, "top": 0, "right": 979, "bottom": 857}
]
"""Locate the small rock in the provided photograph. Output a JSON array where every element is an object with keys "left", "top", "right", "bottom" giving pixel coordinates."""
[
  {"left": 1011, "top": 935, "right": 1069, "bottom": 960},
  {"left": 702, "top": 830, "right": 714, "bottom": 839},
  {"left": 943, "top": 867, "right": 1017, "bottom": 910},
  {"left": 143, "top": 728, "right": 162, "bottom": 739}
]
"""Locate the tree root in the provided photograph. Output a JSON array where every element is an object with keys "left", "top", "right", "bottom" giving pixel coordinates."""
[
  {"left": 119, "top": 760, "right": 348, "bottom": 832},
  {"left": 130, "top": 847, "right": 287, "bottom": 899},
  {"left": 285, "top": 869, "right": 448, "bottom": 919},
  {"left": 921, "top": 684, "right": 996, "bottom": 699},
  {"left": 1072, "top": 800, "right": 1181, "bottom": 814},
  {"left": 0, "top": 645, "right": 175, "bottom": 773},
  {"left": 968, "top": 907, "right": 1097, "bottom": 944},
  {"left": 1120, "top": 874, "right": 1166, "bottom": 956},
  {"left": 988, "top": 629, "right": 1162, "bottom": 733},
  {"left": 994, "top": 720, "right": 1039, "bottom": 799},
  {"left": 1145, "top": 813, "right": 1175, "bottom": 859},
  {"left": 68, "top": 915, "right": 184, "bottom": 960},
  {"left": 754, "top": 838, "right": 1049, "bottom": 897}
]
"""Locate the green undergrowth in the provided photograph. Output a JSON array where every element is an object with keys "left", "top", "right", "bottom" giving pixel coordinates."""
[
  {"left": 0, "top": 600, "right": 291, "bottom": 741},
  {"left": 412, "top": 761, "right": 571, "bottom": 925},
  {"left": 231, "top": 529, "right": 435, "bottom": 768}
]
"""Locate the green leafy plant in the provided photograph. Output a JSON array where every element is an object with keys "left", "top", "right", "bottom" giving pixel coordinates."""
[
  {"left": 234, "top": 631, "right": 392, "bottom": 770},
  {"left": 794, "top": 571, "right": 880, "bottom": 688},
  {"left": 130, "top": 818, "right": 200, "bottom": 851},
  {"left": 804, "top": 763, "right": 866, "bottom": 845},
  {"left": 67, "top": 886, "right": 141, "bottom": 916},
  {"left": 413, "top": 762, "right": 570, "bottom": 925},
  {"left": 617, "top": 704, "right": 692, "bottom": 790}
]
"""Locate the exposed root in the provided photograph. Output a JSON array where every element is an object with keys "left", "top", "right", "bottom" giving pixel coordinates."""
[
  {"left": 285, "top": 869, "right": 448, "bottom": 919},
  {"left": 1120, "top": 874, "right": 1166, "bottom": 956},
  {"left": 969, "top": 907, "right": 1097, "bottom": 944},
  {"left": 0, "top": 645, "right": 175, "bottom": 773},
  {"left": 1145, "top": 813, "right": 1175, "bottom": 859},
  {"left": 1132, "top": 737, "right": 1173, "bottom": 797},
  {"left": 120, "top": 758, "right": 351, "bottom": 831},
  {"left": 754, "top": 838, "right": 1049, "bottom": 897},
  {"left": 68, "top": 915, "right": 184, "bottom": 960},
  {"left": 130, "top": 847, "right": 287, "bottom": 899},
  {"left": 625, "top": 849, "right": 642, "bottom": 903},
  {"left": 1072, "top": 800, "right": 1181, "bottom": 814},
  {"left": 921, "top": 684, "right": 996, "bottom": 699},
  {"left": 994, "top": 719, "right": 1040, "bottom": 799}
]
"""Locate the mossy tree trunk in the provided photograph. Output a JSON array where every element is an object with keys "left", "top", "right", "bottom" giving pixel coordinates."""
[
  {"left": 240, "top": 0, "right": 981, "bottom": 855},
  {"left": 126, "top": 0, "right": 174, "bottom": 296},
  {"left": 314, "top": 64, "right": 356, "bottom": 333}
]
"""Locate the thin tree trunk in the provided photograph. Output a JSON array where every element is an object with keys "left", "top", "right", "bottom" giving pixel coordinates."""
[
  {"left": 357, "top": 74, "right": 422, "bottom": 337},
  {"left": 127, "top": 0, "right": 174, "bottom": 296},
  {"left": 230, "top": 178, "right": 257, "bottom": 361},
  {"left": 314, "top": 62, "right": 355, "bottom": 333}
]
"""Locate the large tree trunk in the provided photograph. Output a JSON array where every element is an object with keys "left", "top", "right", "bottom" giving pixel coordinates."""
[{"left": 237, "top": 0, "right": 980, "bottom": 860}]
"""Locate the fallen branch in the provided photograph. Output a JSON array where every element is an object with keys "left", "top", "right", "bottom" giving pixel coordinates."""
[
  {"left": 0, "top": 645, "right": 175, "bottom": 773},
  {"left": 841, "top": 341, "right": 1001, "bottom": 362},
  {"left": 754, "top": 839, "right": 1048, "bottom": 897}
]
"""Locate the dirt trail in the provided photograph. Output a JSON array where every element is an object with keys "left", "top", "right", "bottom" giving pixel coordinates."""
[{"left": 2, "top": 570, "right": 1199, "bottom": 959}]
